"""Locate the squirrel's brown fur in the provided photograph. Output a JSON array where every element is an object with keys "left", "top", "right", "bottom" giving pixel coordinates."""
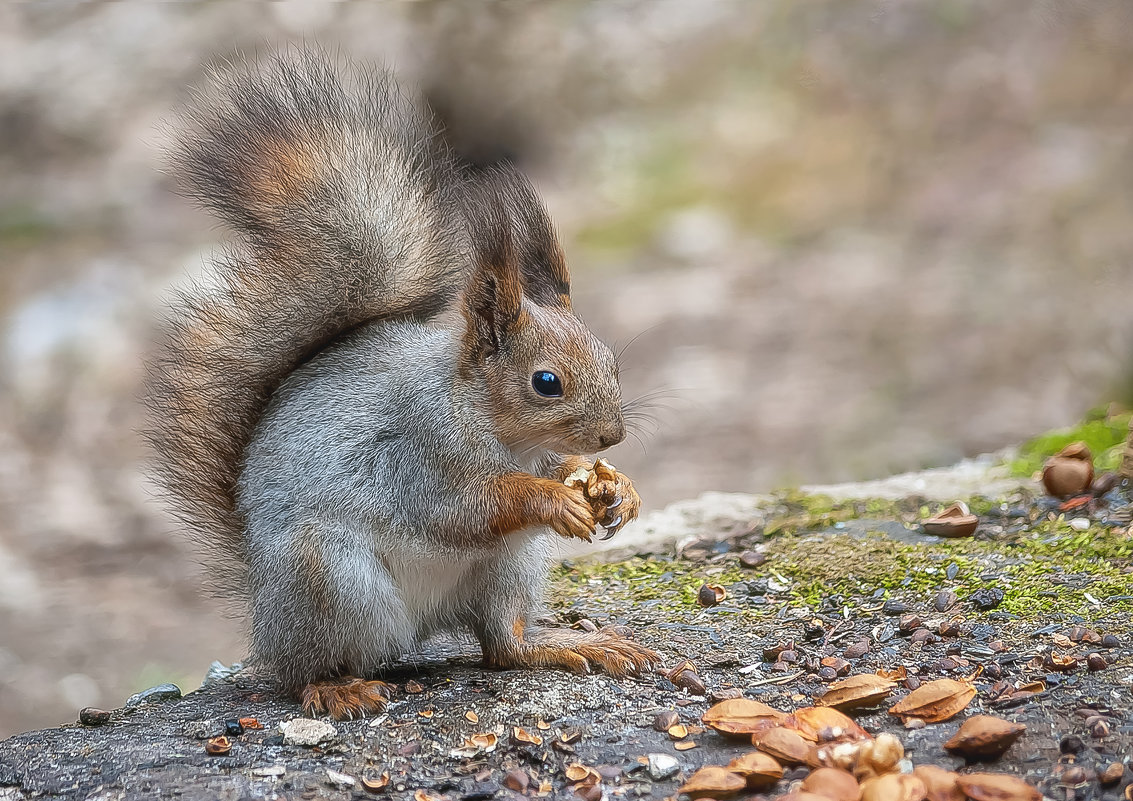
[{"left": 146, "top": 52, "right": 469, "bottom": 594}]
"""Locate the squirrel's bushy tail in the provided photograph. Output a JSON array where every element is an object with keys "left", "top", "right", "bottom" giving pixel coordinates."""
[{"left": 147, "top": 51, "right": 468, "bottom": 594}]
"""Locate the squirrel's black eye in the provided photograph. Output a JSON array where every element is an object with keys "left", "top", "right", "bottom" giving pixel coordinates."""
[{"left": 531, "top": 370, "right": 563, "bottom": 397}]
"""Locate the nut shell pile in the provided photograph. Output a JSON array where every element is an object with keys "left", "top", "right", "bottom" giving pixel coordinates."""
[{"left": 684, "top": 687, "right": 1039, "bottom": 801}]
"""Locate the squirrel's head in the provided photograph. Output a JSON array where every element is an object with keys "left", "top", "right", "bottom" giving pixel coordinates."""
[{"left": 459, "top": 170, "right": 625, "bottom": 456}]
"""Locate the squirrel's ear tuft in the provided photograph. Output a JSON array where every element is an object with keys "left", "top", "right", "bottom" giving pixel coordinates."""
[
  {"left": 472, "top": 166, "right": 572, "bottom": 309},
  {"left": 460, "top": 203, "right": 524, "bottom": 363}
]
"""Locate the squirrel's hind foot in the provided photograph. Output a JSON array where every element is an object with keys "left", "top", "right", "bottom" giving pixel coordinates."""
[
  {"left": 486, "top": 627, "right": 660, "bottom": 679},
  {"left": 301, "top": 677, "right": 391, "bottom": 720}
]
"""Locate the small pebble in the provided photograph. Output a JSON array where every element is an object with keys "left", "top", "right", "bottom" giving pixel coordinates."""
[
  {"left": 709, "top": 687, "right": 743, "bottom": 703},
  {"left": 911, "top": 628, "right": 932, "bottom": 645},
  {"left": 899, "top": 614, "right": 922, "bottom": 633},
  {"left": 970, "top": 588, "right": 1005, "bottom": 611},
  {"left": 983, "top": 663, "right": 1003, "bottom": 680},
  {"left": 817, "top": 666, "right": 838, "bottom": 682},
  {"left": 904, "top": 718, "right": 926, "bottom": 730},
  {"left": 646, "top": 753, "right": 680, "bottom": 781},
  {"left": 124, "top": 683, "right": 182, "bottom": 709},
  {"left": 882, "top": 601, "right": 909, "bottom": 615},
  {"left": 79, "top": 708, "right": 111, "bottom": 727},
  {"left": 1068, "top": 517, "right": 1090, "bottom": 531},
  {"left": 1090, "top": 718, "right": 1110, "bottom": 738},
  {"left": 325, "top": 768, "right": 355, "bottom": 789},
  {"left": 652, "top": 710, "right": 680, "bottom": 732},
  {"left": 280, "top": 718, "right": 337, "bottom": 747},
  {"left": 1101, "top": 633, "right": 1120, "bottom": 648},
  {"left": 252, "top": 765, "right": 286, "bottom": 778},
  {"left": 1087, "top": 653, "right": 1108, "bottom": 671},
  {"left": 225, "top": 719, "right": 244, "bottom": 737},
  {"left": 844, "top": 640, "right": 870, "bottom": 659},
  {"left": 739, "top": 550, "right": 767, "bottom": 568}
]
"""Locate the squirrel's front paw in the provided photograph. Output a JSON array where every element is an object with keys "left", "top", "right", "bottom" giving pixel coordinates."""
[
  {"left": 566, "top": 458, "right": 641, "bottom": 540},
  {"left": 548, "top": 484, "right": 598, "bottom": 542}
]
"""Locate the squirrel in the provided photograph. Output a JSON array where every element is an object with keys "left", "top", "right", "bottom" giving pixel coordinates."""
[{"left": 147, "top": 51, "right": 659, "bottom": 719}]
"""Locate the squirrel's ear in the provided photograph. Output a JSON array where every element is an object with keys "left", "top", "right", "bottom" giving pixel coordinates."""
[{"left": 460, "top": 208, "right": 524, "bottom": 363}]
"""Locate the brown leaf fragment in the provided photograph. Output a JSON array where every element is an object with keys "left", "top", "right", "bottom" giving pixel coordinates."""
[
  {"left": 955, "top": 773, "right": 1041, "bottom": 801},
  {"left": 237, "top": 716, "right": 263, "bottom": 730},
  {"left": 679, "top": 766, "right": 747, "bottom": 799},
  {"left": 802, "top": 767, "right": 862, "bottom": 801},
  {"left": 728, "top": 751, "right": 784, "bottom": 789},
  {"left": 888, "top": 678, "right": 975, "bottom": 723},
  {"left": 877, "top": 667, "right": 908, "bottom": 681},
  {"left": 817, "top": 674, "right": 898, "bottom": 711},
  {"left": 860, "top": 773, "right": 927, "bottom": 801},
  {"left": 753, "top": 726, "right": 817, "bottom": 765},
  {"left": 464, "top": 710, "right": 478, "bottom": 723},
  {"left": 943, "top": 715, "right": 1026, "bottom": 759},
  {"left": 703, "top": 698, "right": 787, "bottom": 737},
  {"left": 913, "top": 766, "right": 965, "bottom": 801},
  {"left": 674, "top": 739, "right": 698, "bottom": 751},
  {"left": 788, "top": 706, "right": 872, "bottom": 743}
]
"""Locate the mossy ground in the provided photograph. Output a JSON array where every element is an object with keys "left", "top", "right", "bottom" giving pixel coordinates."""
[
  {"left": 1006, "top": 405, "right": 1130, "bottom": 478},
  {"left": 553, "top": 487, "right": 1133, "bottom": 628}
]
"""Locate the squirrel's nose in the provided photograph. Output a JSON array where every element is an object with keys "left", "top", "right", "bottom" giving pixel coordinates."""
[{"left": 597, "top": 421, "right": 626, "bottom": 450}]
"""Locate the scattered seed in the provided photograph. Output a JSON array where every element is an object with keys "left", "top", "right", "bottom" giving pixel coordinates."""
[
  {"left": 238, "top": 716, "right": 263, "bottom": 730},
  {"left": 667, "top": 723, "right": 689, "bottom": 740},
  {"left": 666, "top": 660, "right": 707, "bottom": 695},
  {"left": 1100, "top": 763, "right": 1125, "bottom": 785},
  {"left": 1061, "top": 766, "right": 1088, "bottom": 786},
  {"left": 1059, "top": 734, "right": 1085, "bottom": 754},
  {"left": 362, "top": 771, "right": 390, "bottom": 793},
  {"left": 1090, "top": 718, "right": 1110, "bottom": 738},
  {"left": 205, "top": 735, "right": 231, "bottom": 756},
  {"left": 405, "top": 680, "right": 424, "bottom": 694},
  {"left": 1086, "top": 653, "right": 1107, "bottom": 671},
  {"left": 503, "top": 769, "right": 529, "bottom": 793},
  {"left": 935, "top": 590, "right": 959, "bottom": 612},
  {"left": 888, "top": 678, "right": 976, "bottom": 723},
  {"left": 943, "top": 715, "right": 1026, "bottom": 758},
  {"left": 79, "top": 708, "right": 111, "bottom": 726},
  {"left": 698, "top": 583, "right": 726, "bottom": 607}
]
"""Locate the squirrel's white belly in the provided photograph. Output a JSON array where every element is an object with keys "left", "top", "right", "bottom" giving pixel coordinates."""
[{"left": 382, "top": 551, "right": 471, "bottom": 629}]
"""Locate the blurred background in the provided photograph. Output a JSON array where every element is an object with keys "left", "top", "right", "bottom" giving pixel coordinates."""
[{"left": 2, "top": 0, "right": 1132, "bottom": 737}]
